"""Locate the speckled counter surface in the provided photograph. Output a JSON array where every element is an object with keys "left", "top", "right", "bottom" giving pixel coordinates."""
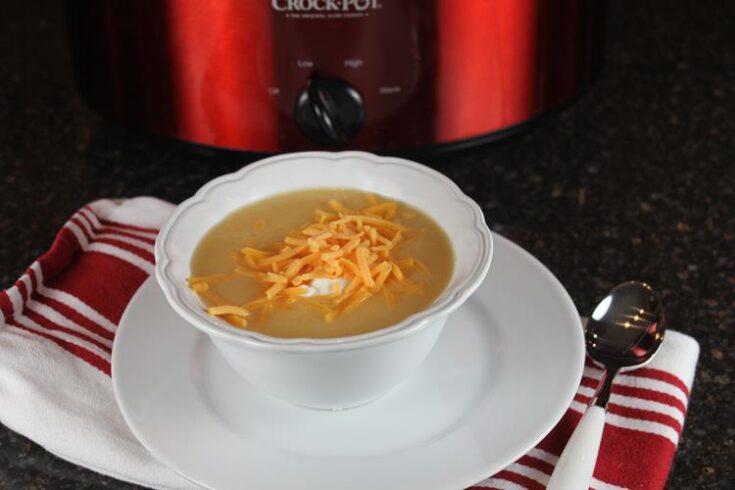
[{"left": 1, "top": 0, "right": 733, "bottom": 488}]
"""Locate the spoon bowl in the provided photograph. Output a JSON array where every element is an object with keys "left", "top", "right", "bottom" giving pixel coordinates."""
[{"left": 587, "top": 281, "right": 666, "bottom": 369}]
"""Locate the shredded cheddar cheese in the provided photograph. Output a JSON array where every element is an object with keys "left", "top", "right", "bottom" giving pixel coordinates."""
[{"left": 188, "top": 196, "right": 428, "bottom": 328}]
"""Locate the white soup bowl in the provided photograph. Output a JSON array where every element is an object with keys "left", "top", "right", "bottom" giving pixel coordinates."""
[{"left": 155, "top": 151, "right": 493, "bottom": 409}]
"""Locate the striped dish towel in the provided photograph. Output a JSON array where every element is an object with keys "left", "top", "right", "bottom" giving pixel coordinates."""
[{"left": 0, "top": 198, "right": 699, "bottom": 490}]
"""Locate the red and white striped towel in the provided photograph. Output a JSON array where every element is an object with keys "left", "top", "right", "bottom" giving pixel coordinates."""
[{"left": 0, "top": 198, "right": 699, "bottom": 490}]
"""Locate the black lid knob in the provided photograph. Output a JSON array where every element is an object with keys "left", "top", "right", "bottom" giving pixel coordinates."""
[{"left": 294, "top": 77, "right": 365, "bottom": 146}]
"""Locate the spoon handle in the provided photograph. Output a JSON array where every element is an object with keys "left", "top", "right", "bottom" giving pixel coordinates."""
[{"left": 546, "top": 405, "right": 606, "bottom": 490}]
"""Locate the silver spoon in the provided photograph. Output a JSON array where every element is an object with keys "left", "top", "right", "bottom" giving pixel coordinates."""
[{"left": 546, "top": 281, "right": 666, "bottom": 490}]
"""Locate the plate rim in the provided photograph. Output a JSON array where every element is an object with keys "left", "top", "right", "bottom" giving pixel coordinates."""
[{"left": 112, "top": 233, "right": 584, "bottom": 490}]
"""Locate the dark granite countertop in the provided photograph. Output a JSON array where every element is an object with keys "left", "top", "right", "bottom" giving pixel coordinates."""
[{"left": 1, "top": 0, "right": 733, "bottom": 488}]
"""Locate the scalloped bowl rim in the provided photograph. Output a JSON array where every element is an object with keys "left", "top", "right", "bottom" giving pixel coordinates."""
[{"left": 155, "top": 151, "right": 493, "bottom": 352}]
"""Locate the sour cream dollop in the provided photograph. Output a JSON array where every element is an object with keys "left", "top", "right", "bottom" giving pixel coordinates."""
[{"left": 300, "top": 277, "right": 349, "bottom": 298}]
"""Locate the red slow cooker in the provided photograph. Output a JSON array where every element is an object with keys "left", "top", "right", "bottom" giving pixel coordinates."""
[{"left": 65, "top": 0, "right": 606, "bottom": 153}]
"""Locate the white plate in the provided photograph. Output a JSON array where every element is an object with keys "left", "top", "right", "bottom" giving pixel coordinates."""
[{"left": 112, "top": 234, "right": 584, "bottom": 490}]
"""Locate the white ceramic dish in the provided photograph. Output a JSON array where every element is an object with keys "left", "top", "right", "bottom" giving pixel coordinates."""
[
  {"left": 113, "top": 234, "right": 585, "bottom": 490},
  {"left": 155, "top": 151, "right": 493, "bottom": 409}
]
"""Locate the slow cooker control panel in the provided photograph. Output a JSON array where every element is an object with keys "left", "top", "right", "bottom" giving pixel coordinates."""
[
  {"left": 270, "top": 2, "right": 429, "bottom": 149},
  {"left": 294, "top": 77, "right": 365, "bottom": 146}
]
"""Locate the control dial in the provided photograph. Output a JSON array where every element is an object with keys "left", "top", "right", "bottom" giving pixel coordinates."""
[{"left": 294, "top": 77, "right": 365, "bottom": 146}]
